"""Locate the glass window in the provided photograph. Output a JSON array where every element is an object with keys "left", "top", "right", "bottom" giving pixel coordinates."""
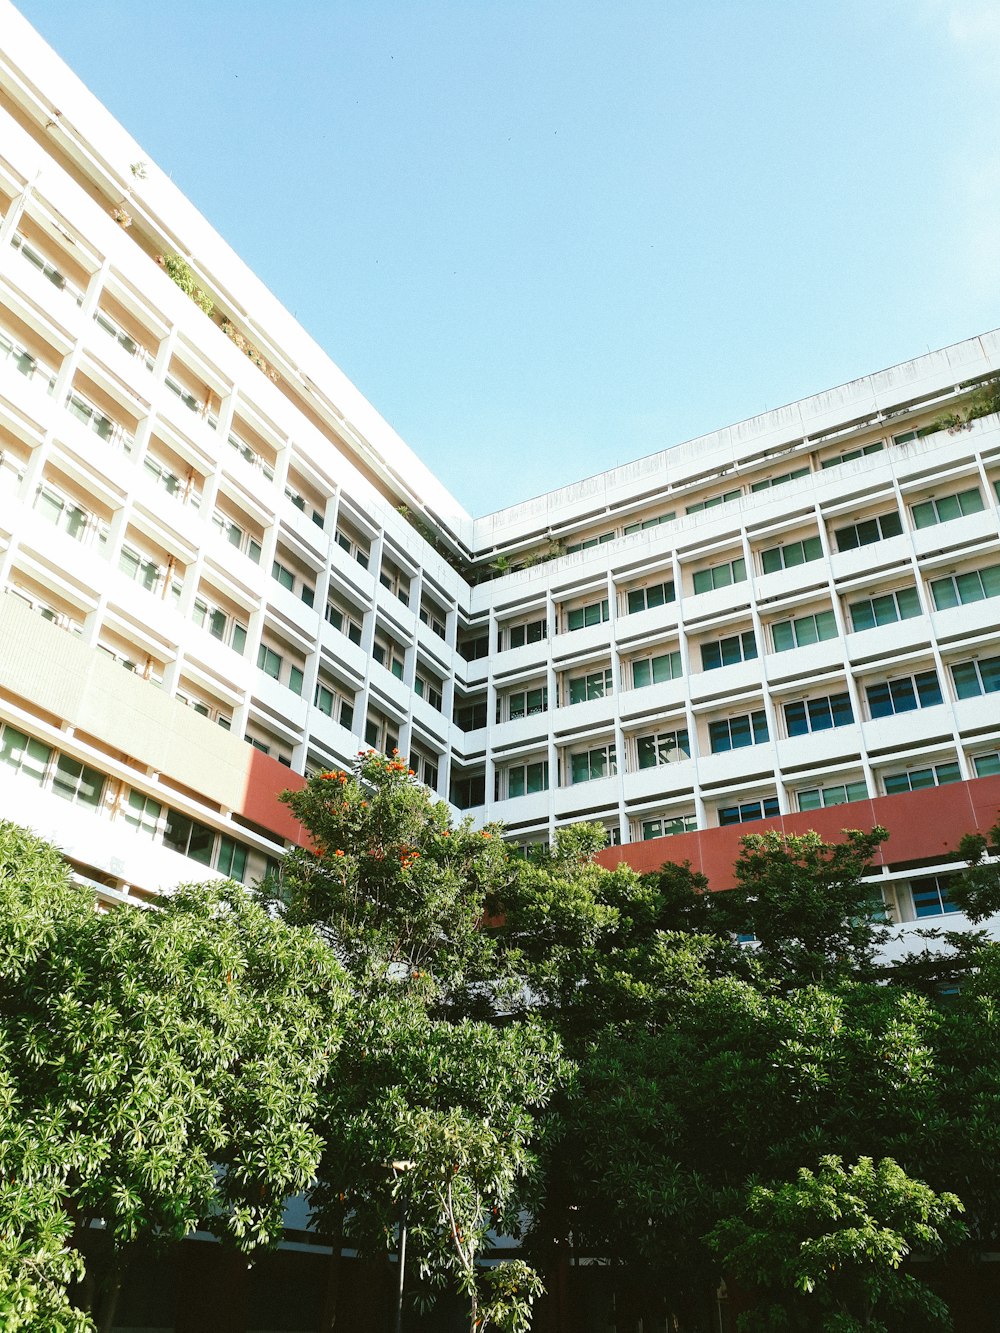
[
  {"left": 849, "top": 586, "right": 922, "bottom": 631},
  {"left": 257, "top": 644, "right": 282, "bottom": 680},
  {"left": 974, "top": 751, "right": 1000, "bottom": 778},
  {"left": 692, "top": 556, "right": 746, "bottom": 595},
  {"left": 626, "top": 580, "right": 675, "bottom": 614},
  {"left": 709, "top": 710, "right": 769, "bottom": 753},
  {"left": 834, "top": 510, "right": 903, "bottom": 552},
  {"left": 506, "top": 618, "right": 546, "bottom": 649},
  {"left": 163, "top": 809, "right": 214, "bottom": 864},
  {"left": 797, "top": 780, "right": 867, "bottom": 811},
  {"left": 760, "top": 535, "right": 822, "bottom": 575},
  {"left": 930, "top": 564, "right": 1000, "bottom": 611},
  {"left": 771, "top": 610, "right": 837, "bottom": 652},
  {"left": 883, "top": 763, "right": 961, "bottom": 795},
  {"left": 784, "top": 693, "right": 854, "bottom": 737},
  {"left": 702, "top": 629, "right": 757, "bottom": 671},
  {"left": 912, "top": 487, "right": 984, "bottom": 529},
  {"left": 820, "top": 441, "right": 884, "bottom": 469},
  {"left": 911, "top": 875, "right": 960, "bottom": 919},
  {"left": 951, "top": 656, "right": 1000, "bottom": 700},
  {"left": 508, "top": 686, "right": 547, "bottom": 719},
  {"left": 569, "top": 744, "right": 616, "bottom": 784},
  {"left": 641, "top": 813, "right": 697, "bottom": 839},
  {"left": 685, "top": 489, "right": 741, "bottom": 515},
  {"left": 866, "top": 670, "right": 942, "bottom": 718},
  {"left": 216, "top": 835, "right": 249, "bottom": 883},
  {"left": 52, "top": 754, "right": 104, "bottom": 808},
  {"left": 507, "top": 761, "right": 548, "bottom": 798},
  {"left": 750, "top": 467, "right": 809, "bottom": 492},
  {"left": 0, "top": 725, "right": 51, "bottom": 783},
  {"left": 566, "top": 599, "right": 610, "bottom": 631},
  {"left": 568, "top": 668, "right": 612, "bottom": 705},
  {"left": 632, "top": 650, "right": 682, "bottom": 688},
  {"left": 719, "top": 797, "right": 780, "bottom": 826},
  {"left": 636, "top": 728, "right": 690, "bottom": 769},
  {"left": 272, "top": 560, "right": 295, "bottom": 591},
  {"left": 122, "top": 789, "right": 162, "bottom": 837}
]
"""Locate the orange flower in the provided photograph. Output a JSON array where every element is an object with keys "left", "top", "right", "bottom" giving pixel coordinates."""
[{"left": 334, "top": 849, "right": 345, "bottom": 858}]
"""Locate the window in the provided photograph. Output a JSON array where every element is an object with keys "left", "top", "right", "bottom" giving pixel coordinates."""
[
  {"left": 750, "top": 467, "right": 809, "bottom": 491},
  {"left": 834, "top": 510, "right": 903, "bottom": 552},
  {"left": 192, "top": 599, "right": 247, "bottom": 654},
  {"left": 257, "top": 644, "right": 282, "bottom": 680},
  {"left": 784, "top": 692, "right": 854, "bottom": 736},
  {"left": 930, "top": 564, "right": 1000, "bottom": 611},
  {"left": 325, "top": 600, "right": 363, "bottom": 646},
  {"left": 411, "top": 750, "right": 440, "bottom": 791},
  {"left": 636, "top": 727, "right": 690, "bottom": 769},
  {"left": 912, "top": 487, "right": 984, "bottom": 529},
  {"left": 709, "top": 710, "right": 769, "bottom": 753},
  {"left": 34, "top": 485, "right": 105, "bottom": 544},
  {"left": 335, "top": 526, "right": 369, "bottom": 569},
  {"left": 502, "top": 617, "right": 546, "bottom": 650},
  {"left": 163, "top": 809, "right": 214, "bottom": 864},
  {"left": 229, "top": 433, "right": 275, "bottom": 481},
  {"left": 771, "top": 610, "right": 836, "bottom": 652},
  {"left": 314, "top": 681, "right": 354, "bottom": 731},
  {"left": 910, "top": 874, "right": 960, "bottom": 919},
  {"left": 566, "top": 598, "right": 609, "bottom": 631},
  {"left": 567, "top": 667, "right": 612, "bottom": 705},
  {"left": 415, "top": 671, "right": 444, "bottom": 711},
  {"left": 849, "top": 586, "right": 921, "bottom": 631},
  {"left": 974, "top": 751, "right": 1000, "bottom": 777},
  {"left": 760, "top": 535, "right": 822, "bottom": 575},
  {"left": 797, "top": 780, "right": 867, "bottom": 811},
  {"left": 883, "top": 762, "right": 961, "bottom": 795},
  {"left": 284, "top": 485, "right": 306, "bottom": 513},
  {"left": 450, "top": 770, "right": 486, "bottom": 809},
  {"left": 951, "top": 656, "right": 1000, "bottom": 700},
  {"left": 454, "top": 696, "right": 487, "bottom": 731},
  {"left": 702, "top": 629, "right": 757, "bottom": 671},
  {"left": 566, "top": 530, "right": 616, "bottom": 553},
  {"left": 631, "top": 649, "right": 682, "bottom": 688},
  {"left": 640, "top": 813, "right": 697, "bottom": 840},
  {"left": 692, "top": 556, "right": 746, "bottom": 595},
  {"left": 52, "top": 754, "right": 104, "bottom": 809},
  {"left": 569, "top": 743, "right": 617, "bottom": 784},
  {"left": 820, "top": 441, "right": 884, "bottom": 469},
  {"left": 373, "top": 636, "right": 405, "bottom": 680},
  {"left": 288, "top": 665, "right": 304, "bottom": 696},
  {"left": 216, "top": 835, "right": 249, "bottom": 883},
  {"left": 626, "top": 580, "right": 675, "bottom": 614},
  {"left": 686, "top": 489, "right": 741, "bottom": 514},
  {"left": 866, "top": 670, "right": 942, "bottom": 718},
  {"left": 364, "top": 711, "right": 399, "bottom": 755},
  {"left": 419, "top": 600, "right": 447, "bottom": 639},
  {"left": 623, "top": 512, "right": 675, "bottom": 535},
  {"left": 505, "top": 760, "right": 549, "bottom": 798},
  {"left": 458, "top": 630, "right": 490, "bottom": 661},
  {"left": 719, "top": 797, "right": 779, "bottom": 826},
  {"left": 122, "top": 789, "right": 162, "bottom": 837},
  {"left": 379, "top": 561, "right": 411, "bottom": 606},
  {"left": 0, "top": 724, "right": 51, "bottom": 783},
  {"left": 119, "top": 545, "right": 161, "bottom": 593},
  {"left": 211, "top": 510, "right": 259, "bottom": 561},
  {"left": 272, "top": 560, "right": 295, "bottom": 592},
  {"left": 506, "top": 685, "right": 547, "bottom": 720},
  {"left": 66, "top": 391, "right": 132, "bottom": 451}
]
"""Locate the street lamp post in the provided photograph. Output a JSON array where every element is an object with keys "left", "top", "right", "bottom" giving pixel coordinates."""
[{"left": 390, "top": 1159, "right": 416, "bottom": 1333}]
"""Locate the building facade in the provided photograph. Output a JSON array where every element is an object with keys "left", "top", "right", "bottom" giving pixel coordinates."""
[{"left": 0, "top": 4, "right": 998, "bottom": 935}]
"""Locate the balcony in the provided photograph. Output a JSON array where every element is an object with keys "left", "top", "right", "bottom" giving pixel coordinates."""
[
  {"left": 9, "top": 231, "right": 86, "bottom": 319},
  {"left": 65, "top": 389, "right": 135, "bottom": 455},
  {"left": 0, "top": 328, "right": 58, "bottom": 397}
]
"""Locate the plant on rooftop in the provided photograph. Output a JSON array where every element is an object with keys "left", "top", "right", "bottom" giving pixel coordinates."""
[
  {"left": 220, "top": 317, "right": 279, "bottom": 382},
  {"left": 155, "top": 253, "right": 214, "bottom": 316}
]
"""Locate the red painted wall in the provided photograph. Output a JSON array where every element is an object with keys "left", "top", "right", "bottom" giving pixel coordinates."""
[{"left": 596, "top": 775, "right": 1000, "bottom": 888}]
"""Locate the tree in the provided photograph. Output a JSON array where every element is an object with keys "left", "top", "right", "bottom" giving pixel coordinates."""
[
  {"left": 708, "top": 1156, "right": 966, "bottom": 1332},
  {"left": 708, "top": 828, "right": 891, "bottom": 986},
  {"left": 277, "top": 755, "right": 562, "bottom": 1333},
  {"left": 0, "top": 822, "right": 350, "bottom": 1332}
]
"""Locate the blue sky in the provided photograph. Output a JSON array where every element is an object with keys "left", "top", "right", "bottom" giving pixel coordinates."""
[{"left": 15, "top": 1, "right": 1000, "bottom": 514}]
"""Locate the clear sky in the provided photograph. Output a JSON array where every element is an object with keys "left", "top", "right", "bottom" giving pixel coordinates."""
[{"left": 13, "top": 1, "right": 1000, "bottom": 515}]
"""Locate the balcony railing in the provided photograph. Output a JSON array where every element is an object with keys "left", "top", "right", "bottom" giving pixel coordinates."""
[{"left": 10, "top": 232, "right": 86, "bottom": 306}]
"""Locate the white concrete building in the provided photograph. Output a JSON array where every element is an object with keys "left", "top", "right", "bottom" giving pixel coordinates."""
[{"left": 0, "top": 2, "right": 998, "bottom": 926}]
